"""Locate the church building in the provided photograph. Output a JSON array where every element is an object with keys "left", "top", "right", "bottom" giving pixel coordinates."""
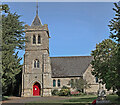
[{"left": 21, "top": 4, "right": 100, "bottom": 97}]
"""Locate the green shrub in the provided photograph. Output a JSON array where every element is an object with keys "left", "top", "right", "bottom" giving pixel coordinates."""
[
  {"left": 116, "top": 90, "right": 120, "bottom": 97},
  {"left": 52, "top": 89, "right": 59, "bottom": 96},
  {"left": 61, "top": 86, "right": 70, "bottom": 89},
  {"left": 70, "top": 92, "right": 86, "bottom": 96},
  {"left": 59, "top": 89, "right": 71, "bottom": 96}
]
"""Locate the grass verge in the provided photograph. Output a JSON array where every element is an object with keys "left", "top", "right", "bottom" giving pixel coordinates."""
[
  {"left": 26, "top": 95, "right": 120, "bottom": 105},
  {"left": 107, "top": 95, "right": 120, "bottom": 104},
  {"left": 2, "top": 96, "right": 9, "bottom": 101}
]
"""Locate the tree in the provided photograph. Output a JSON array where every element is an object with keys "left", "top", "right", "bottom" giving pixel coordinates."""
[
  {"left": 91, "top": 39, "right": 118, "bottom": 92},
  {"left": 69, "top": 78, "right": 90, "bottom": 92},
  {"left": 108, "top": 2, "right": 120, "bottom": 96},
  {"left": 108, "top": 2, "right": 120, "bottom": 43},
  {"left": 91, "top": 2, "right": 120, "bottom": 97},
  {"left": 1, "top": 4, "right": 25, "bottom": 95}
]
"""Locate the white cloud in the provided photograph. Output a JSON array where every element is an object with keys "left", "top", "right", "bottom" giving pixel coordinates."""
[{"left": 1, "top": 0, "right": 119, "bottom": 2}]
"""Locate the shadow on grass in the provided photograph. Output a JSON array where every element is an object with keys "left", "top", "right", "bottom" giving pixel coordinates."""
[
  {"left": 2, "top": 103, "right": 120, "bottom": 105},
  {"left": 66, "top": 97, "right": 96, "bottom": 103},
  {"left": 24, "top": 95, "right": 120, "bottom": 105},
  {"left": 25, "top": 103, "right": 120, "bottom": 105},
  {"left": 107, "top": 95, "right": 120, "bottom": 104},
  {"left": 24, "top": 97, "right": 96, "bottom": 105},
  {"left": 25, "top": 104, "right": 89, "bottom": 105}
]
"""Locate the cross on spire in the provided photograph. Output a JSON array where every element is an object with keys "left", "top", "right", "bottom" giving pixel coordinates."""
[
  {"left": 31, "top": 0, "right": 42, "bottom": 26},
  {"left": 36, "top": 0, "right": 38, "bottom": 16}
]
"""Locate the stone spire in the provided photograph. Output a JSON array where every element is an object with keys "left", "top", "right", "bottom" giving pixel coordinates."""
[
  {"left": 31, "top": 1, "right": 42, "bottom": 27},
  {"left": 36, "top": 1, "right": 38, "bottom": 16}
]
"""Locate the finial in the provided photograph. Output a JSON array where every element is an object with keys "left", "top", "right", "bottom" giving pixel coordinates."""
[{"left": 36, "top": 0, "right": 38, "bottom": 16}]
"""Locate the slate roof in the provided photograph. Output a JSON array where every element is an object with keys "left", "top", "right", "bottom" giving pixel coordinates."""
[
  {"left": 31, "top": 14, "right": 42, "bottom": 27},
  {"left": 50, "top": 56, "right": 93, "bottom": 78}
]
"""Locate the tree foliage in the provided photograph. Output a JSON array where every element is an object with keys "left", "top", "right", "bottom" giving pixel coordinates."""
[
  {"left": 91, "top": 39, "right": 118, "bottom": 90},
  {"left": 1, "top": 4, "right": 25, "bottom": 95},
  {"left": 91, "top": 2, "right": 120, "bottom": 97},
  {"left": 108, "top": 3, "right": 120, "bottom": 43},
  {"left": 69, "top": 78, "right": 90, "bottom": 92},
  {"left": 108, "top": 2, "right": 120, "bottom": 96}
]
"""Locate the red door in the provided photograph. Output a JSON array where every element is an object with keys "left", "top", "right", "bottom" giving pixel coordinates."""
[{"left": 33, "top": 82, "right": 40, "bottom": 96}]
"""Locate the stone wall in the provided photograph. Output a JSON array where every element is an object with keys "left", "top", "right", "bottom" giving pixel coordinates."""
[
  {"left": 83, "top": 65, "right": 113, "bottom": 95},
  {"left": 51, "top": 77, "right": 80, "bottom": 91},
  {"left": 83, "top": 65, "right": 99, "bottom": 94}
]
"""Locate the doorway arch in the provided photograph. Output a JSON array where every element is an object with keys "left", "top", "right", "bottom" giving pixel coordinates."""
[{"left": 33, "top": 82, "right": 41, "bottom": 96}]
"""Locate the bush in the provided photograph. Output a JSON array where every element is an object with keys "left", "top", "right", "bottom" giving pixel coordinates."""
[
  {"left": 116, "top": 90, "right": 120, "bottom": 97},
  {"left": 52, "top": 86, "right": 71, "bottom": 96},
  {"left": 61, "top": 86, "right": 70, "bottom": 89},
  {"left": 52, "top": 89, "right": 59, "bottom": 96},
  {"left": 58, "top": 86, "right": 71, "bottom": 96},
  {"left": 71, "top": 92, "right": 79, "bottom": 96},
  {"left": 59, "top": 89, "right": 71, "bottom": 96},
  {"left": 70, "top": 91, "right": 86, "bottom": 96}
]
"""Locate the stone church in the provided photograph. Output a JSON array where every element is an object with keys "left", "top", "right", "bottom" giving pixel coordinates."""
[{"left": 21, "top": 5, "right": 100, "bottom": 97}]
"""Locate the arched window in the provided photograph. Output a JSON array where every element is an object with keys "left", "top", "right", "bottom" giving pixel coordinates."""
[
  {"left": 34, "top": 60, "right": 36, "bottom": 68},
  {"left": 37, "top": 60, "right": 39, "bottom": 68},
  {"left": 38, "top": 35, "right": 41, "bottom": 44},
  {"left": 34, "top": 60, "right": 39, "bottom": 68},
  {"left": 58, "top": 79, "right": 60, "bottom": 87},
  {"left": 33, "top": 35, "right": 36, "bottom": 44},
  {"left": 53, "top": 80, "right": 56, "bottom": 87},
  {"left": 96, "top": 77, "right": 98, "bottom": 83},
  {"left": 71, "top": 79, "right": 74, "bottom": 88}
]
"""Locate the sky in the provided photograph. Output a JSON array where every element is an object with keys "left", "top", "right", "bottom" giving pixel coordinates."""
[
  {"left": 4, "top": 2, "right": 116, "bottom": 64},
  {"left": 2, "top": 0, "right": 119, "bottom": 2}
]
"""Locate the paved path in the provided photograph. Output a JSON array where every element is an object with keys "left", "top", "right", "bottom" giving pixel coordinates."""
[{"left": 2, "top": 96, "right": 72, "bottom": 105}]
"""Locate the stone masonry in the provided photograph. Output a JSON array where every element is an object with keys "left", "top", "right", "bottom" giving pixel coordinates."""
[{"left": 22, "top": 13, "right": 52, "bottom": 96}]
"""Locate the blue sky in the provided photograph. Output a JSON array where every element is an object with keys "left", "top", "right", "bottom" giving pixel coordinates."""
[{"left": 5, "top": 2, "right": 115, "bottom": 64}]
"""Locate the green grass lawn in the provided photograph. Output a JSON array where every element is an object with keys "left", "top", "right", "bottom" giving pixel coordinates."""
[
  {"left": 2, "top": 96, "right": 9, "bottom": 101},
  {"left": 26, "top": 95, "right": 120, "bottom": 105},
  {"left": 107, "top": 95, "right": 120, "bottom": 104},
  {"left": 61, "top": 95, "right": 97, "bottom": 103},
  {"left": 26, "top": 95, "right": 97, "bottom": 105}
]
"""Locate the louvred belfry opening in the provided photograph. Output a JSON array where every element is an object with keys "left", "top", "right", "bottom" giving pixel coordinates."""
[{"left": 33, "top": 82, "right": 41, "bottom": 96}]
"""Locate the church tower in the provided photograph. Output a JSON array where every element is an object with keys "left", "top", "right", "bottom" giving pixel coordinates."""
[{"left": 22, "top": 3, "right": 52, "bottom": 97}]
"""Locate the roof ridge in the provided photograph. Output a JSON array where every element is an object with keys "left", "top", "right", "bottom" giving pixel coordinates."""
[{"left": 50, "top": 56, "right": 92, "bottom": 58}]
